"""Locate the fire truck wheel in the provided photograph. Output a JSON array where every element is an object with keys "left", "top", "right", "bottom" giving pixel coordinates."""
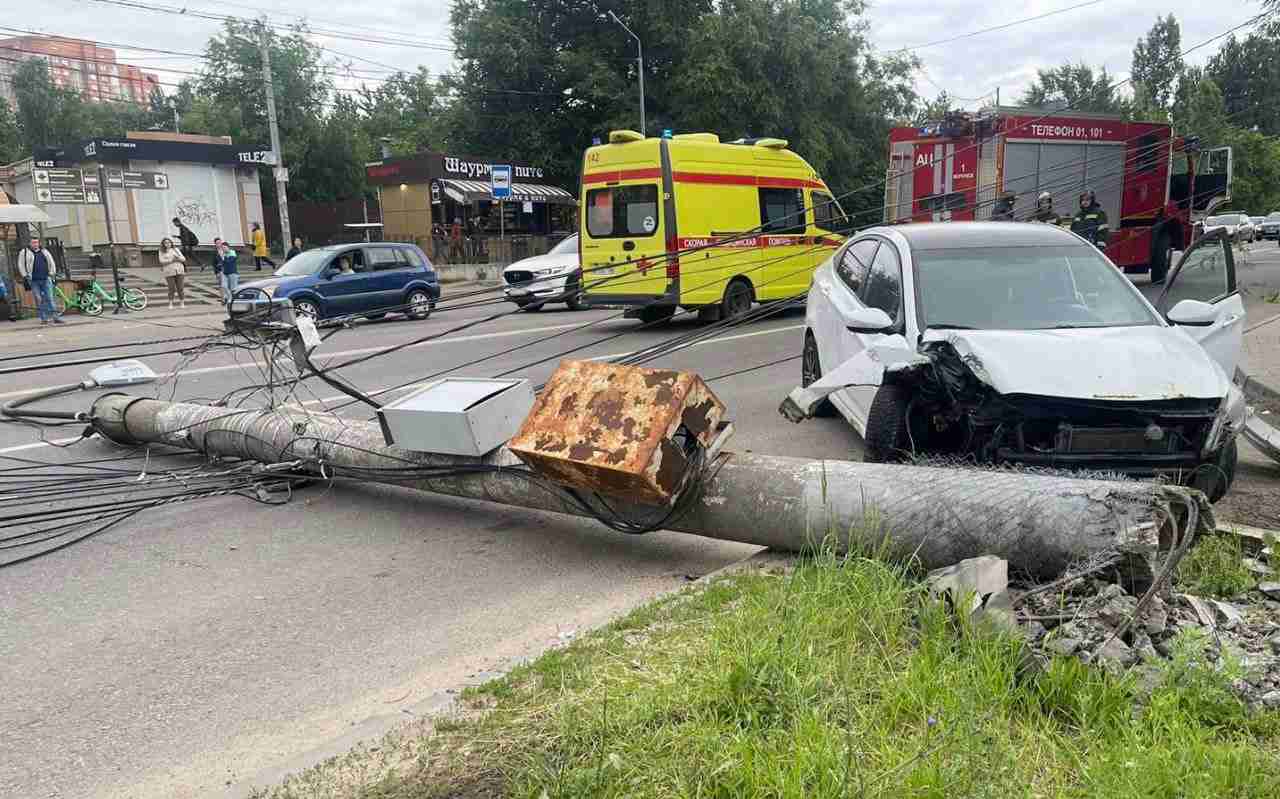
[{"left": 1149, "top": 232, "right": 1172, "bottom": 284}]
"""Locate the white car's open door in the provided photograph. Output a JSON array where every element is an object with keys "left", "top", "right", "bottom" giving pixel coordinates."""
[{"left": 1155, "top": 230, "right": 1245, "bottom": 376}]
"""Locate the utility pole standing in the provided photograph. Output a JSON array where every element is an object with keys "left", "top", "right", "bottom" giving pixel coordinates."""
[{"left": 259, "top": 21, "right": 292, "bottom": 251}]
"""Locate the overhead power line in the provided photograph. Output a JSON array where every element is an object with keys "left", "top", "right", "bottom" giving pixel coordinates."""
[{"left": 887, "top": 0, "right": 1108, "bottom": 52}]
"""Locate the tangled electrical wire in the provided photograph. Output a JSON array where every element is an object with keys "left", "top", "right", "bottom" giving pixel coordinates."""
[{"left": 0, "top": 448, "right": 307, "bottom": 568}]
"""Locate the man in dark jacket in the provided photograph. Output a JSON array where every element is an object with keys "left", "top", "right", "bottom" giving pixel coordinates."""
[
  {"left": 991, "top": 192, "right": 1016, "bottom": 221},
  {"left": 173, "top": 217, "right": 200, "bottom": 269},
  {"left": 1070, "top": 190, "right": 1109, "bottom": 247}
]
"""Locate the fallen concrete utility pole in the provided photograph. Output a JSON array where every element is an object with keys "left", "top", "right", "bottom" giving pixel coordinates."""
[{"left": 90, "top": 394, "right": 1212, "bottom": 581}]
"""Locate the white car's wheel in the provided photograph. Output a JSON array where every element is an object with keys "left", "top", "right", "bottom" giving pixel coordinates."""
[
  {"left": 801, "top": 333, "right": 837, "bottom": 418},
  {"left": 863, "top": 384, "right": 912, "bottom": 463}
]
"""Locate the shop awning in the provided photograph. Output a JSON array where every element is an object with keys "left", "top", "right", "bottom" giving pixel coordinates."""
[
  {"left": 0, "top": 204, "right": 52, "bottom": 224},
  {"left": 439, "top": 179, "right": 576, "bottom": 205}
]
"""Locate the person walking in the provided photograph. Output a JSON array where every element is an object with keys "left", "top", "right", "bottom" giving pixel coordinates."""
[
  {"left": 173, "top": 216, "right": 200, "bottom": 269},
  {"left": 251, "top": 223, "right": 276, "bottom": 272},
  {"left": 286, "top": 236, "right": 304, "bottom": 261},
  {"left": 217, "top": 239, "right": 240, "bottom": 304},
  {"left": 448, "top": 217, "right": 464, "bottom": 263},
  {"left": 431, "top": 222, "right": 445, "bottom": 262},
  {"left": 158, "top": 237, "right": 187, "bottom": 309},
  {"left": 17, "top": 236, "right": 64, "bottom": 325}
]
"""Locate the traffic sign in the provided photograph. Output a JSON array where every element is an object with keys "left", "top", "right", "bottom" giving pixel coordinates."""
[
  {"left": 491, "top": 164, "right": 512, "bottom": 200},
  {"left": 105, "top": 168, "right": 170, "bottom": 190}
]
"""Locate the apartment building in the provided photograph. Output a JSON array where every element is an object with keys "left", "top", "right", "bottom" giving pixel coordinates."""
[{"left": 0, "top": 35, "right": 161, "bottom": 108}]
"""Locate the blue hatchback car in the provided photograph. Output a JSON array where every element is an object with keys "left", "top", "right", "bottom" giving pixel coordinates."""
[{"left": 235, "top": 242, "right": 441, "bottom": 321}]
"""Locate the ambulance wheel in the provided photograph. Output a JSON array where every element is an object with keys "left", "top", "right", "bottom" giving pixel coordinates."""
[{"left": 722, "top": 279, "right": 754, "bottom": 320}]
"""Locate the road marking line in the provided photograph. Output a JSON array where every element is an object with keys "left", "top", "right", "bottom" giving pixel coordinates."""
[{"left": 0, "top": 436, "right": 84, "bottom": 454}]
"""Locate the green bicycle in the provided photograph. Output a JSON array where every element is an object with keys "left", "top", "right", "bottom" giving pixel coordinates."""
[{"left": 52, "top": 276, "right": 148, "bottom": 317}]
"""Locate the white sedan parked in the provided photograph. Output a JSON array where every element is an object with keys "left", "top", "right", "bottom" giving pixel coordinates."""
[
  {"left": 502, "top": 234, "right": 584, "bottom": 311},
  {"left": 784, "top": 222, "right": 1247, "bottom": 501}
]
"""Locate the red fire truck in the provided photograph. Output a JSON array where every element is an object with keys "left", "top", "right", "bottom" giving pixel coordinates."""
[{"left": 883, "top": 108, "right": 1232, "bottom": 281}]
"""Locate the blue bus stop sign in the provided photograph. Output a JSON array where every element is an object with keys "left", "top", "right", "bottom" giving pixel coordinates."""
[{"left": 491, "top": 164, "right": 512, "bottom": 200}]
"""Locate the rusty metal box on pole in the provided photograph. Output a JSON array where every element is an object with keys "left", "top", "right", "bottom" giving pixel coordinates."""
[{"left": 507, "top": 360, "right": 727, "bottom": 505}]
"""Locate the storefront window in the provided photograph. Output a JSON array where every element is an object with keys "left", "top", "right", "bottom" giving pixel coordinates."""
[{"left": 586, "top": 185, "right": 659, "bottom": 238}]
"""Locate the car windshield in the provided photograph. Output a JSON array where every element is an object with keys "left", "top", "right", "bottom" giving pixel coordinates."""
[
  {"left": 914, "top": 245, "right": 1159, "bottom": 331},
  {"left": 1268, "top": 213, "right": 1280, "bottom": 221},
  {"left": 275, "top": 249, "right": 333, "bottom": 277},
  {"left": 548, "top": 235, "right": 578, "bottom": 255},
  {"left": 1205, "top": 215, "right": 1238, "bottom": 226}
]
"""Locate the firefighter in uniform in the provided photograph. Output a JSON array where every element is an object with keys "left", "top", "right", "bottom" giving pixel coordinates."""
[
  {"left": 991, "top": 191, "right": 1016, "bottom": 221},
  {"left": 1070, "top": 190, "right": 1109, "bottom": 247},
  {"left": 1032, "top": 191, "right": 1059, "bottom": 224}
]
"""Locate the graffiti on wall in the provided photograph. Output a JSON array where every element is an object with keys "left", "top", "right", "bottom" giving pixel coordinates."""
[{"left": 174, "top": 197, "right": 218, "bottom": 228}]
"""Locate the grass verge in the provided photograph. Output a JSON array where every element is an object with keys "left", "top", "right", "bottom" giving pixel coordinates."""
[
  {"left": 256, "top": 550, "right": 1280, "bottom": 799},
  {"left": 1178, "top": 531, "right": 1275, "bottom": 598}
]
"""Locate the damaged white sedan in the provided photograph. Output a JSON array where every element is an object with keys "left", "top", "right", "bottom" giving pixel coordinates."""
[{"left": 782, "top": 223, "right": 1246, "bottom": 501}]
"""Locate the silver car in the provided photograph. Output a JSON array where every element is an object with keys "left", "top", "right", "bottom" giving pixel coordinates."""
[
  {"left": 501, "top": 235, "right": 583, "bottom": 311},
  {"left": 1260, "top": 212, "right": 1280, "bottom": 241},
  {"left": 1203, "top": 213, "right": 1255, "bottom": 243}
]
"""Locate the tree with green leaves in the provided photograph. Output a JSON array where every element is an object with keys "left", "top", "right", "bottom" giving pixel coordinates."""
[
  {"left": 1131, "top": 14, "right": 1183, "bottom": 115},
  {"left": 913, "top": 92, "right": 952, "bottom": 126},
  {"left": 667, "top": 0, "right": 914, "bottom": 216},
  {"left": 0, "top": 98, "right": 23, "bottom": 164},
  {"left": 1206, "top": 31, "right": 1280, "bottom": 137},
  {"left": 445, "top": 0, "right": 915, "bottom": 217},
  {"left": 9, "top": 58, "right": 150, "bottom": 153},
  {"left": 1020, "top": 63, "right": 1128, "bottom": 115},
  {"left": 356, "top": 67, "right": 444, "bottom": 158}
]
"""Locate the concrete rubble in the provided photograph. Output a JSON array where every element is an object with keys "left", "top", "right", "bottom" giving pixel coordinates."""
[{"left": 934, "top": 539, "right": 1280, "bottom": 710}]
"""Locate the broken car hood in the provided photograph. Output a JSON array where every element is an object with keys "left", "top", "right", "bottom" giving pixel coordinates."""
[{"left": 927, "top": 326, "right": 1229, "bottom": 401}]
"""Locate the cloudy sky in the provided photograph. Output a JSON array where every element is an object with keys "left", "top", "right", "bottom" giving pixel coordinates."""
[{"left": 19, "top": 0, "right": 1273, "bottom": 110}]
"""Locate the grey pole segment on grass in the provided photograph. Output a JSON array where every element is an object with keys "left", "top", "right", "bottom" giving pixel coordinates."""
[
  {"left": 607, "top": 10, "right": 645, "bottom": 136},
  {"left": 89, "top": 395, "right": 1211, "bottom": 580}
]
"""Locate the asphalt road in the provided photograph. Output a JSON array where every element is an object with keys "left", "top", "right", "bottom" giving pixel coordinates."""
[
  {"left": 0, "top": 289, "right": 858, "bottom": 799},
  {"left": 3, "top": 241, "right": 1280, "bottom": 798}
]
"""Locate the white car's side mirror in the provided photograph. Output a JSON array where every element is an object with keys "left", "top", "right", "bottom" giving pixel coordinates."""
[
  {"left": 844, "top": 306, "right": 894, "bottom": 334},
  {"left": 1167, "top": 299, "right": 1218, "bottom": 327}
]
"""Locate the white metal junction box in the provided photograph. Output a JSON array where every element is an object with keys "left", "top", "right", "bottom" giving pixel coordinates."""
[{"left": 376, "top": 378, "right": 536, "bottom": 456}]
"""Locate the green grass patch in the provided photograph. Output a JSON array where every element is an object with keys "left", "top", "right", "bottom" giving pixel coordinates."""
[
  {"left": 1177, "top": 533, "right": 1267, "bottom": 598},
  {"left": 256, "top": 553, "right": 1280, "bottom": 799}
]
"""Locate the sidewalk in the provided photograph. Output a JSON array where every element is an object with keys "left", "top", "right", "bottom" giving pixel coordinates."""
[{"left": 1238, "top": 309, "right": 1280, "bottom": 417}]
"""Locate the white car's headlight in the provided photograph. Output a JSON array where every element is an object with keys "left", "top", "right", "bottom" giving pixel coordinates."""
[
  {"left": 1205, "top": 384, "right": 1247, "bottom": 453},
  {"left": 533, "top": 266, "right": 572, "bottom": 277}
]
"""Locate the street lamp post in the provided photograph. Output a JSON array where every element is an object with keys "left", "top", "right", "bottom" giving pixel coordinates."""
[{"left": 607, "top": 10, "right": 645, "bottom": 135}]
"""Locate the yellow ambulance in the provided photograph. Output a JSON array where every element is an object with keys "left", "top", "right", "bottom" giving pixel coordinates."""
[{"left": 579, "top": 130, "right": 846, "bottom": 323}]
